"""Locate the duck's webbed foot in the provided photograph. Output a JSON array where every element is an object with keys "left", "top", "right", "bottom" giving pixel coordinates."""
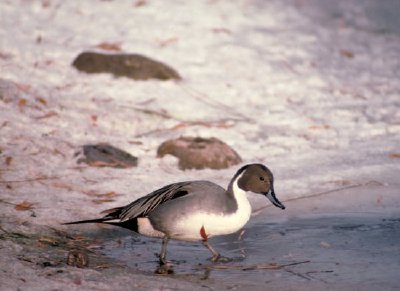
[
  {"left": 155, "top": 263, "right": 174, "bottom": 274},
  {"left": 212, "top": 255, "right": 232, "bottom": 263},
  {"left": 211, "top": 252, "right": 221, "bottom": 262},
  {"left": 203, "top": 240, "right": 227, "bottom": 262}
]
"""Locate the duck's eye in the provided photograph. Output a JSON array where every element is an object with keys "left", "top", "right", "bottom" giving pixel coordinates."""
[{"left": 259, "top": 176, "right": 265, "bottom": 181}]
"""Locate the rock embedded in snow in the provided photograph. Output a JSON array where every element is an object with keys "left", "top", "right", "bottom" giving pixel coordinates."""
[
  {"left": 77, "top": 143, "right": 138, "bottom": 168},
  {"left": 157, "top": 136, "right": 242, "bottom": 170},
  {"left": 72, "top": 52, "right": 181, "bottom": 80}
]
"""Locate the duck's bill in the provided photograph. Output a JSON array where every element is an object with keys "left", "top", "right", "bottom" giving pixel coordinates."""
[{"left": 265, "top": 189, "right": 285, "bottom": 210}]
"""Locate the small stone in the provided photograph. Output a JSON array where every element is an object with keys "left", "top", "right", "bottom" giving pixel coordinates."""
[
  {"left": 67, "top": 250, "right": 89, "bottom": 268},
  {"left": 77, "top": 143, "right": 138, "bottom": 168},
  {"left": 157, "top": 136, "right": 242, "bottom": 170},
  {"left": 72, "top": 52, "right": 181, "bottom": 80}
]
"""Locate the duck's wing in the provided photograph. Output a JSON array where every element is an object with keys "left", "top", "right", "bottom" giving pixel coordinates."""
[
  {"left": 117, "top": 181, "right": 191, "bottom": 221},
  {"left": 63, "top": 182, "right": 192, "bottom": 226}
]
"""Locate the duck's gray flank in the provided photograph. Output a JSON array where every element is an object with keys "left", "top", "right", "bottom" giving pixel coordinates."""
[{"left": 63, "top": 163, "right": 285, "bottom": 264}]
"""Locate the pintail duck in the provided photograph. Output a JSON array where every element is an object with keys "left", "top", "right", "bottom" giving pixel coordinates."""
[{"left": 64, "top": 163, "right": 285, "bottom": 264}]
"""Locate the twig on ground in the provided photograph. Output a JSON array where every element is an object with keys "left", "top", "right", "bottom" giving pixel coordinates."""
[
  {"left": 0, "top": 176, "right": 59, "bottom": 184},
  {"left": 305, "top": 270, "right": 334, "bottom": 283},
  {"left": 0, "top": 199, "right": 15, "bottom": 206},
  {"left": 253, "top": 183, "right": 365, "bottom": 215},
  {"left": 134, "top": 120, "right": 234, "bottom": 138},
  {"left": 124, "top": 85, "right": 254, "bottom": 138},
  {"left": 178, "top": 85, "right": 253, "bottom": 123},
  {"left": 0, "top": 225, "right": 10, "bottom": 234},
  {"left": 243, "top": 260, "right": 310, "bottom": 271},
  {"left": 285, "top": 269, "right": 312, "bottom": 280},
  {"left": 200, "top": 260, "right": 310, "bottom": 271},
  {"left": 122, "top": 105, "right": 173, "bottom": 119}
]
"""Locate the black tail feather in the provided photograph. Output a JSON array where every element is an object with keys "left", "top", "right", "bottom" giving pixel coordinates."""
[
  {"left": 62, "top": 218, "right": 111, "bottom": 225},
  {"left": 63, "top": 217, "right": 139, "bottom": 233},
  {"left": 63, "top": 206, "right": 124, "bottom": 226}
]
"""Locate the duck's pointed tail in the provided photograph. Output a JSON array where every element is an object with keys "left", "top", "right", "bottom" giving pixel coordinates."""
[
  {"left": 62, "top": 207, "right": 139, "bottom": 232},
  {"left": 62, "top": 206, "right": 125, "bottom": 225},
  {"left": 62, "top": 218, "right": 111, "bottom": 225}
]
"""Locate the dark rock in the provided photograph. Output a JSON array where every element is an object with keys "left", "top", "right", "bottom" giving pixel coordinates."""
[
  {"left": 157, "top": 136, "right": 242, "bottom": 170},
  {"left": 77, "top": 143, "right": 138, "bottom": 168},
  {"left": 72, "top": 52, "right": 181, "bottom": 80}
]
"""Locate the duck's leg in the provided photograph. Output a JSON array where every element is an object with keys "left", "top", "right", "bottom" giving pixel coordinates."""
[
  {"left": 159, "top": 236, "right": 169, "bottom": 265},
  {"left": 155, "top": 236, "right": 174, "bottom": 274},
  {"left": 202, "top": 240, "right": 220, "bottom": 262},
  {"left": 200, "top": 226, "right": 221, "bottom": 261}
]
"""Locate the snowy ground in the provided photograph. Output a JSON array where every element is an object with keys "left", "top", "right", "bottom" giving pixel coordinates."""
[{"left": 1, "top": 0, "right": 399, "bottom": 290}]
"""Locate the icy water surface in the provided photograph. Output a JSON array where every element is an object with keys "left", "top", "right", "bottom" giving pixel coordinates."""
[{"left": 101, "top": 213, "right": 400, "bottom": 290}]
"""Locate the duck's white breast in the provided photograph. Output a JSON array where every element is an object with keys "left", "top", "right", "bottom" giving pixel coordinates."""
[{"left": 170, "top": 181, "right": 252, "bottom": 241}]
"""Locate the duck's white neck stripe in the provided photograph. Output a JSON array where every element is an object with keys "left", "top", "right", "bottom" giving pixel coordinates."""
[{"left": 232, "top": 172, "right": 251, "bottom": 211}]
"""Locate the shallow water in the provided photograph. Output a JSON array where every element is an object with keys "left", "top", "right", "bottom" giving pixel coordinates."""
[{"left": 100, "top": 212, "right": 400, "bottom": 289}]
